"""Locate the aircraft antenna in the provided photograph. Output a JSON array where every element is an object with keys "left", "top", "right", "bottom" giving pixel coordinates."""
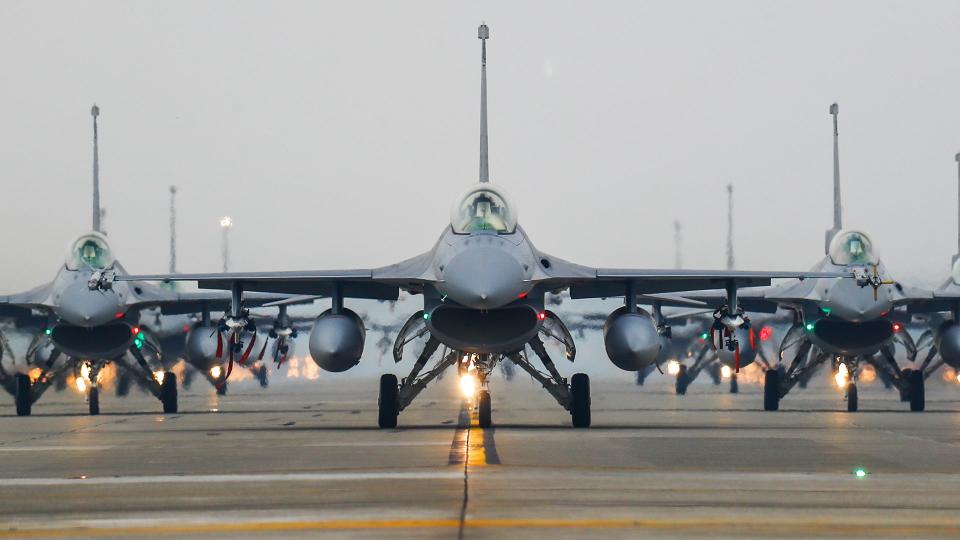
[
  {"left": 91, "top": 104, "right": 102, "bottom": 232},
  {"left": 673, "top": 220, "right": 683, "bottom": 269},
  {"left": 825, "top": 102, "right": 842, "bottom": 253},
  {"left": 726, "top": 184, "right": 735, "bottom": 270},
  {"left": 169, "top": 186, "right": 178, "bottom": 273},
  {"left": 220, "top": 216, "right": 233, "bottom": 272},
  {"left": 478, "top": 23, "right": 490, "bottom": 183}
]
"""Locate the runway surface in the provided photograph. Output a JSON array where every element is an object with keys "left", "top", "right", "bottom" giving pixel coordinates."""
[{"left": 2, "top": 373, "right": 960, "bottom": 539}]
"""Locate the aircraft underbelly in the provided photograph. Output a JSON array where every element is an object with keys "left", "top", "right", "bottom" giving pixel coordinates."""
[
  {"left": 51, "top": 323, "right": 134, "bottom": 360},
  {"left": 427, "top": 305, "right": 539, "bottom": 354},
  {"left": 808, "top": 318, "right": 894, "bottom": 356}
]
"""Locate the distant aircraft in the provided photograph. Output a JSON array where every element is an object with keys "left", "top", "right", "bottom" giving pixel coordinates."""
[
  {"left": 94, "top": 25, "right": 848, "bottom": 428},
  {"left": 689, "top": 104, "right": 941, "bottom": 412},
  {"left": 0, "top": 105, "right": 281, "bottom": 416}
]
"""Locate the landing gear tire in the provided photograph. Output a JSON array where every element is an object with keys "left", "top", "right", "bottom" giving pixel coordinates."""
[
  {"left": 116, "top": 373, "right": 131, "bottom": 397},
  {"left": 570, "top": 373, "right": 591, "bottom": 428},
  {"left": 675, "top": 364, "right": 689, "bottom": 395},
  {"left": 257, "top": 365, "right": 268, "bottom": 388},
  {"left": 763, "top": 369, "right": 780, "bottom": 411},
  {"left": 899, "top": 369, "right": 912, "bottom": 402},
  {"left": 15, "top": 374, "right": 31, "bottom": 417},
  {"left": 378, "top": 374, "right": 399, "bottom": 429},
  {"left": 729, "top": 374, "right": 739, "bottom": 394},
  {"left": 88, "top": 387, "right": 100, "bottom": 415},
  {"left": 161, "top": 372, "right": 178, "bottom": 413},
  {"left": 846, "top": 383, "right": 858, "bottom": 412},
  {"left": 216, "top": 382, "right": 227, "bottom": 396},
  {"left": 478, "top": 390, "right": 492, "bottom": 428},
  {"left": 909, "top": 369, "right": 925, "bottom": 412}
]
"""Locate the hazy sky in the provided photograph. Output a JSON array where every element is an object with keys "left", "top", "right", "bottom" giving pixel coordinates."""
[{"left": 1, "top": 0, "right": 959, "bottom": 294}]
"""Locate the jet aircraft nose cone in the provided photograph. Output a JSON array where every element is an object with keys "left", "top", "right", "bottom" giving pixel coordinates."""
[
  {"left": 56, "top": 281, "right": 122, "bottom": 328},
  {"left": 441, "top": 246, "right": 527, "bottom": 310}
]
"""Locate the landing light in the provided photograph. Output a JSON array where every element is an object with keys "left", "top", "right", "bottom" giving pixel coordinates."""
[
  {"left": 153, "top": 371, "right": 165, "bottom": 384},
  {"left": 720, "top": 365, "right": 732, "bottom": 379},
  {"left": 75, "top": 377, "right": 87, "bottom": 393},
  {"left": 667, "top": 360, "right": 681, "bottom": 376},
  {"left": 459, "top": 374, "right": 476, "bottom": 398},
  {"left": 210, "top": 366, "right": 222, "bottom": 379},
  {"left": 956, "top": 374, "right": 960, "bottom": 384},
  {"left": 835, "top": 363, "right": 849, "bottom": 388}
]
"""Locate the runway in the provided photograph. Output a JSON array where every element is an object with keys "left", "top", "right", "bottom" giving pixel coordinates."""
[{"left": 2, "top": 375, "right": 960, "bottom": 538}]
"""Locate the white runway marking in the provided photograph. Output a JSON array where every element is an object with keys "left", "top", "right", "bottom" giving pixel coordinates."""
[
  {"left": 305, "top": 441, "right": 451, "bottom": 447},
  {"left": 0, "top": 470, "right": 461, "bottom": 487},
  {"left": 0, "top": 445, "right": 113, "bottom": 452}
]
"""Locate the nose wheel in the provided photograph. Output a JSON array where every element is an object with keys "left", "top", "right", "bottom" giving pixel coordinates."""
[
  {"left": 477, "top": 390, "right": 492, "bottom": 428},
  {"left": 160, "top": 372, "right": 177, "bottom": 413},
  {"left": 763, "top": 369, "right": 780, "bottom": 411},
  {"left": 846, "top": 382, "right": 858, "bottom": 412}
]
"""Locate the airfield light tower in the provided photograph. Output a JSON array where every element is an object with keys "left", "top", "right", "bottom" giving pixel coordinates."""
[
  {"left": 169, "top": 186, "right": 177, "bottom": 274},
  {"left": 220, "top": 216, "right": 233, "bottom": 272},
  {"left": 726, "top": 183, "right": 735, "bottom": 270},
  {"left": 674, "top": 220, "right": 683, "bottom": 269},
  {"left": 91, "top": 104, "right": 102, "bottom": 233}
]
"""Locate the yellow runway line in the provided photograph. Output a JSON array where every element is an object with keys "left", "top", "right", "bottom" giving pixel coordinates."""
[{"left": 2, "top": 517, "right": 960, "bottom": 537}]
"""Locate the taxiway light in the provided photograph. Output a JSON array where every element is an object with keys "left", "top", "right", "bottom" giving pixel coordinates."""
[
  {"left": 720, "top": 365, "right": 732, "bottom": 379},
  {"left": 666, "top": 360, "right": 681, "bottom": 376},
  {"left": 853, "top": 467, "right": 868, "bottom": 478},
  {"left": 459, "top": 374, "right": 476, "bottom": 398}
]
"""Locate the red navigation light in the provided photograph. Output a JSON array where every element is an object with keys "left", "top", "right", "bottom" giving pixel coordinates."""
[
  {"left": 131, "top": 326, "right": 141, "bottom": 335},
  {"left": 517, "top": 292, "right": 528, "bottom": 299},
  {"left": 537, "top": 312, "right": 547, "bottom": 321},
  {"left": 114, "top": 312, "right": 124, "bottom": 319},
  {"left": 759, "top": 326, "right": 773, "bottom": 342},
  {"left": 893, "top": 323, "right": 902, "bottom": 332}
]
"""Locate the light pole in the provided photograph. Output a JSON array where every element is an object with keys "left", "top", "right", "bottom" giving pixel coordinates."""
[{"left": 220, "top": 216, "right": 233, "bottom": 272}]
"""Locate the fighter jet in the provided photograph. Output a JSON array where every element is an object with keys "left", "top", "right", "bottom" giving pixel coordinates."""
[
  {"left": 93, "top": 25, "right": 849, "bottom": 428},
  {"left": 907, "top": 152, "right": 960, "bottom": 387},
  {"left": 0, "top": 105, "right": 283, "bottom": 416},
  {"left": 687, "top": 104, "right": 937, "bottom": 412}
]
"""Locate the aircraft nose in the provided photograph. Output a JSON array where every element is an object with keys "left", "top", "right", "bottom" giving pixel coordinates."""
[
  {"left": 441, "top": 246, "right": 527, "bottom": 309},
  {"left": 57, "top": 282, "right": 122, "bottom": 327},
  {"left": 823, "top": 280, "right": 892, "bottom": 323}
]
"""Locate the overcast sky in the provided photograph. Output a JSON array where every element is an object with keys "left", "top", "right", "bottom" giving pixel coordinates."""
[{"left": 1, "top": 0, "right": 958, "bottom": 294}]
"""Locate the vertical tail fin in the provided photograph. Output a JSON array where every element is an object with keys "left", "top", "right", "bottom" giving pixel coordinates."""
[
  {"left": 91, "top": 104, "right": 102, "bottom": 233},
  {"left": 673, "top": 220, "right": 682, "bottom": 269},
  {"left": 478, "top": 23, "right": 490, "bottom": 183},
  {"left": 954, "top": 152, "right": 960, "bottom": 265},
  {"left": 169, "top": 186, "right": 178, "bottom": 274},
  {"left": 825, "top": 103, "right": 842, "bottom": 253},
  {"left": 726, "top": 183, "right": 735, "bottom": 270}
]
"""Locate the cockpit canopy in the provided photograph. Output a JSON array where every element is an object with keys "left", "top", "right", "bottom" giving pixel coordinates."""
[
  {"left": 828, "top": 230, "right": 878, "bottom": 266},
  {"left": 66, "top": 232, "right": 114, "bottom": 270},
  {"left": 450, "top": 183, "right": 517, "bottom": 234}
]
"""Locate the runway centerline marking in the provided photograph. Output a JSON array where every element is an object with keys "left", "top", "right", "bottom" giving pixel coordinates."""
[{"left": 0, "top": 446, "right": 113, "bottom": 452}]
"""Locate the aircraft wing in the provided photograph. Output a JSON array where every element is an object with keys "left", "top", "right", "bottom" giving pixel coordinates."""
[
  {"left": 123, "top": 282, "right": 302, "bottom": 315},
  {"left": 0, "top": 282, "right": 57, "bottom": 321}
]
